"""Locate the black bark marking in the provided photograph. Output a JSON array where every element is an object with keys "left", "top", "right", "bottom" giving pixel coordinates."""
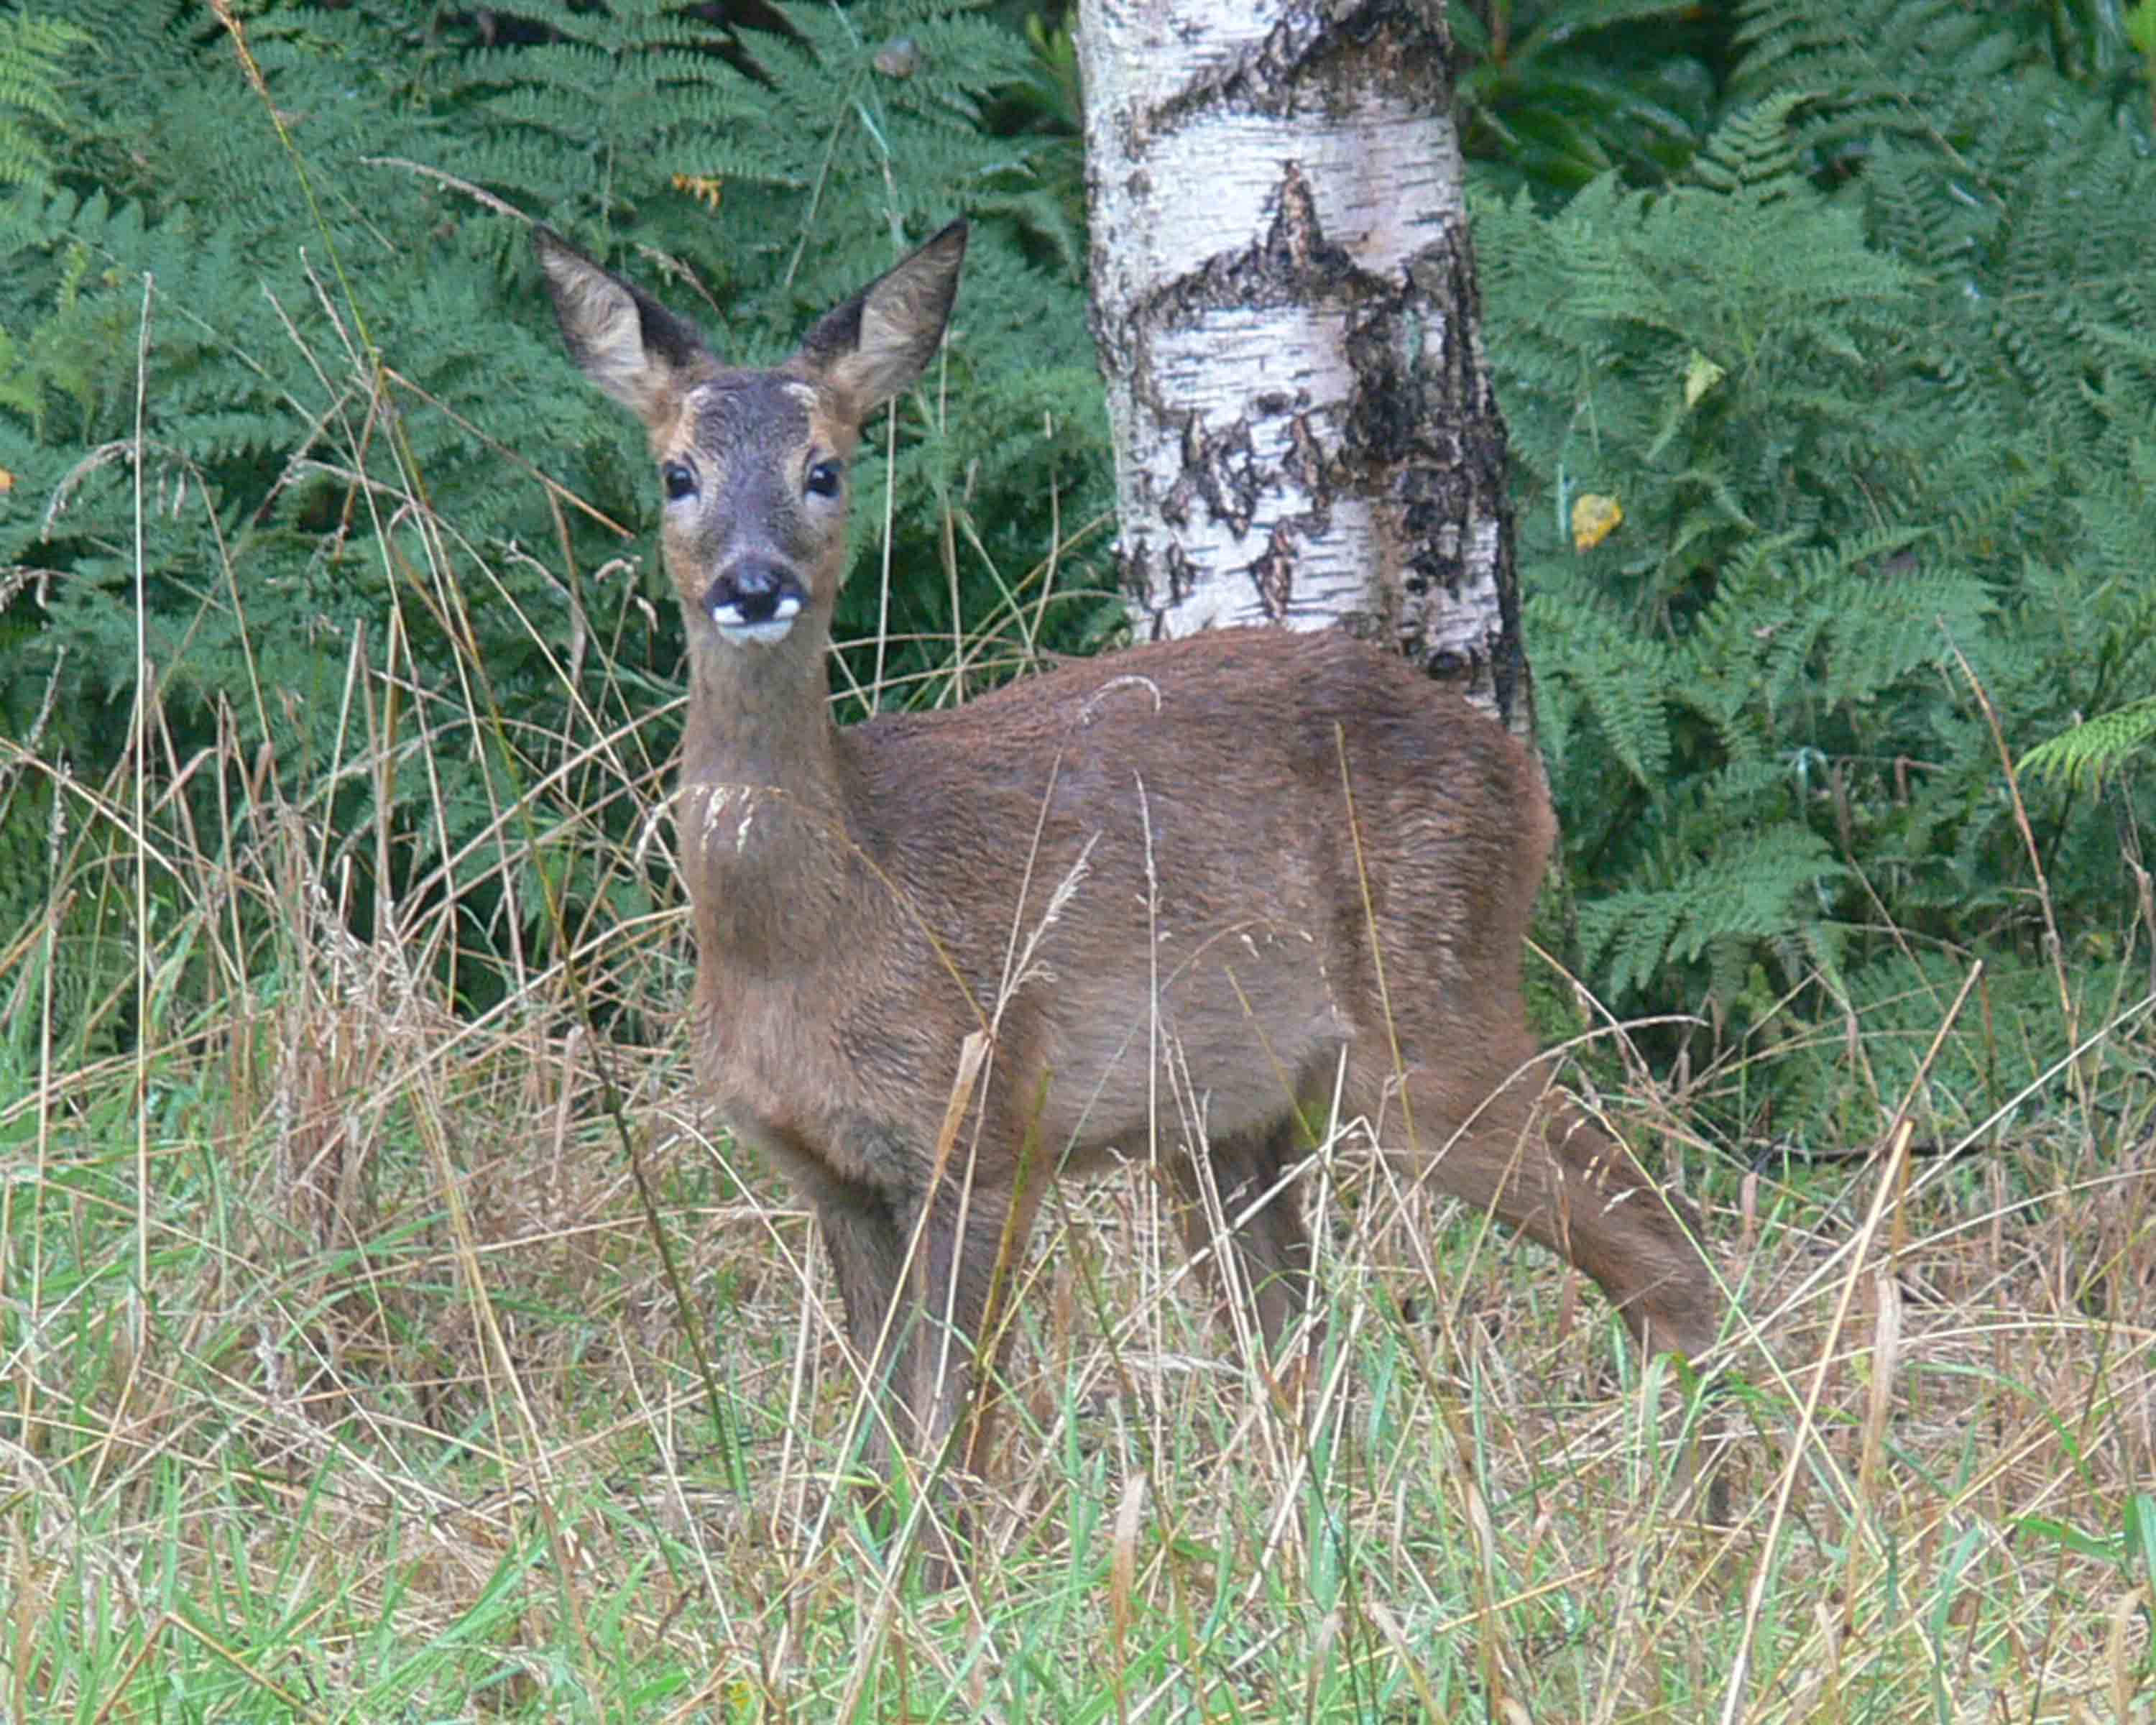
[
  {"left": 1143, "top": 0, "right": 1452, "bottom": 132},
  {"left": 1164, "top": 410, "right": 1262, "bottom": 536}
]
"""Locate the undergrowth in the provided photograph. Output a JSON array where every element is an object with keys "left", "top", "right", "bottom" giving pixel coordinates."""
[
  {"left": 5, "top": 637, "right": 2152, "bottom": 1715},
  {"left": 1478, "top": 0, "right": 2156, "bottom": 1144}
]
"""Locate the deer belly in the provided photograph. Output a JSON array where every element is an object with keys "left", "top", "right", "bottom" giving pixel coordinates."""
[{"left": 1041, "top": 932, "right": 1348, "bottom": 1151}]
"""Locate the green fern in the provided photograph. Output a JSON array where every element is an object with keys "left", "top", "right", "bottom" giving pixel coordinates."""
[
  {"left": 2020, "top": 697, "right": 2156, "bottom": 790},
  {"left": 1477, "top": 22, "right": 2155, "bottom": 1119},
  {"left": 0, "top": 12, "right": 86, "bottom": 192},
  {"left": 1577, "top": 825, "right": 1843, "bottom": 1005}
]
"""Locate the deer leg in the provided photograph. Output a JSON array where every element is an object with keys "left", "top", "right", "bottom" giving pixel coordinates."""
[
  {"left": 1352, "top": 1027, "right": 1716, "bottom": 1361},
  {"left": 1521, "top": 1103, "right": 1721, "bottom": 1366},
  {"left": 895, "top": 1154, "right": 1049, "bottom": 1586},
  {"left": 906, "top": 1170, "right": 1051, "bottom": 1460},
  {"left": 1170, "top": 1116, "right": 1315, "bottom": 1360},
  {"left": 1492, "top": 1091, "right": 1731, "bottom": 1520},
  {"left": 1359, "top": 1030, "right": 1727, "bottom": 1512},
  {"left": 811, "top": 1184, "right": 911, "bottom": 1481}
]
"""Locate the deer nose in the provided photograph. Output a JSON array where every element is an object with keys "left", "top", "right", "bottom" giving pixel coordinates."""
[{"left": 704, "top": 560, "right": 805, "bottom": 635}]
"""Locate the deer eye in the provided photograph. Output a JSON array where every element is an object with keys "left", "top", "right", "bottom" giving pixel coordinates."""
[
  {"left": 660, "top": 459, "right": 699, "bottom": 502},
  {"left": 804, "top": 459, "right": 844, "bottom": 500}
]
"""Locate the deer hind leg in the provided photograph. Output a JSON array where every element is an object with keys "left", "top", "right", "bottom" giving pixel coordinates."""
[
  {"left": 1350, "top": 1026, "right": 1720, "bottom": 1366},
  {"left": 1168, "top": 1114, "right": 1315, "bottom": 1361},
  {"left": 1350, "top": 1024, "right": 1728, "bottom": 1514}
]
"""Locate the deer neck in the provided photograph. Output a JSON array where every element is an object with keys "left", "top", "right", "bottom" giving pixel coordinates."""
[{"left": 676, "top": 629, "right": 860, "bottom": 967}]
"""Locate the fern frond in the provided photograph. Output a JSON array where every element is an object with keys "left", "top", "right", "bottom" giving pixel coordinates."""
[
  {"left": 0, "top": 12, "right": 89, "bottom": 190},
  {"left": 1577, "top": 827, "right": 1843, "bottom": 1004},
  {"left": 2019, "top": 699, "right": 2156, "bottom": 788}
]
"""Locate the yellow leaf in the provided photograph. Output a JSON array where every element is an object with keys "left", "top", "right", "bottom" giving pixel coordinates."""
[
  {"left": 671, "top": 173, "right": 723, "bottom": 212},
  {"left": 1571, "top": 492, "right": 1622, "bottom": 552}
]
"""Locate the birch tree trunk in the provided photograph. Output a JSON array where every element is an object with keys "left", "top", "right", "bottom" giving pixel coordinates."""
[{"left": 1075, "top": 0, "right": 1526, "bottom": 729}]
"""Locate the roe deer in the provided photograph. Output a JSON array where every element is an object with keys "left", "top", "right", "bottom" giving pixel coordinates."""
[{"left": 536, "top": 218, "right": 1723, "bottom": 1567}]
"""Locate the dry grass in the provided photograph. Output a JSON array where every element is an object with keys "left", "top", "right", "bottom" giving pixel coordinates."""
[{"left": 2, "top": 613, "right": 2151, "bottom": 1721}]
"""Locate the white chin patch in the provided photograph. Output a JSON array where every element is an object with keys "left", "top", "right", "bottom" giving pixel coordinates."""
[{"left": 711, "top": 595, "right": 801, "bottom": 645}]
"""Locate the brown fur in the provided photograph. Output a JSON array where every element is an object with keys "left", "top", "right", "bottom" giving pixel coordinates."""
[{"left": 536, "top": 220, "right": 1724, "bottom": 1565}]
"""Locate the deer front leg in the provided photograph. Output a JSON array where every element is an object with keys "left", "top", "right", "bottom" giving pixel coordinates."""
[
  {"left": 893, "top": 1155, "right": 1050, "bottom": 1586},
  {"left": 907, "top": 1171, "right": 1047, "bottom": 1461},
  {"left": 811, "top": 1184, "right": 910, "bottom": 1482}
]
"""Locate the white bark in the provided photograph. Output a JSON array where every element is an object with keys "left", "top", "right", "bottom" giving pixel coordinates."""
[{"left": 1077, "top": 0, "right": 1524, "bottom": 726}]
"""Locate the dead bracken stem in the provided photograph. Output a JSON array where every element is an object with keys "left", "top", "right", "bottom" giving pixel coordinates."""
[{"left": 1947, "top": 632, "right": 2087, "bottom": 1115}]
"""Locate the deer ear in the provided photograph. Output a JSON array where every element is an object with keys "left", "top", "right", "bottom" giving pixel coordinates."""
[
  {"left": 797, "top": 220, "right": 967, "bottom": 409},
  {"left": 535, "top": 228, "right": 706, "bottom": 427}
]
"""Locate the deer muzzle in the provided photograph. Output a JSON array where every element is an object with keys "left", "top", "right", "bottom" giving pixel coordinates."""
[{"left": 705, "top": 559, "right": 805, "bottom": 644}]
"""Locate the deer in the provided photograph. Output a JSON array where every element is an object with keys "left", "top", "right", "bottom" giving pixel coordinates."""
[{"left": 535, "top": 216, "right": 1725, "bottom": 1578}]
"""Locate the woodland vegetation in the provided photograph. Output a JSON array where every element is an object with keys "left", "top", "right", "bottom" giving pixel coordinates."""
[{"left": 1, "top": 1, "right": 2152, "bottom": 1718}]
